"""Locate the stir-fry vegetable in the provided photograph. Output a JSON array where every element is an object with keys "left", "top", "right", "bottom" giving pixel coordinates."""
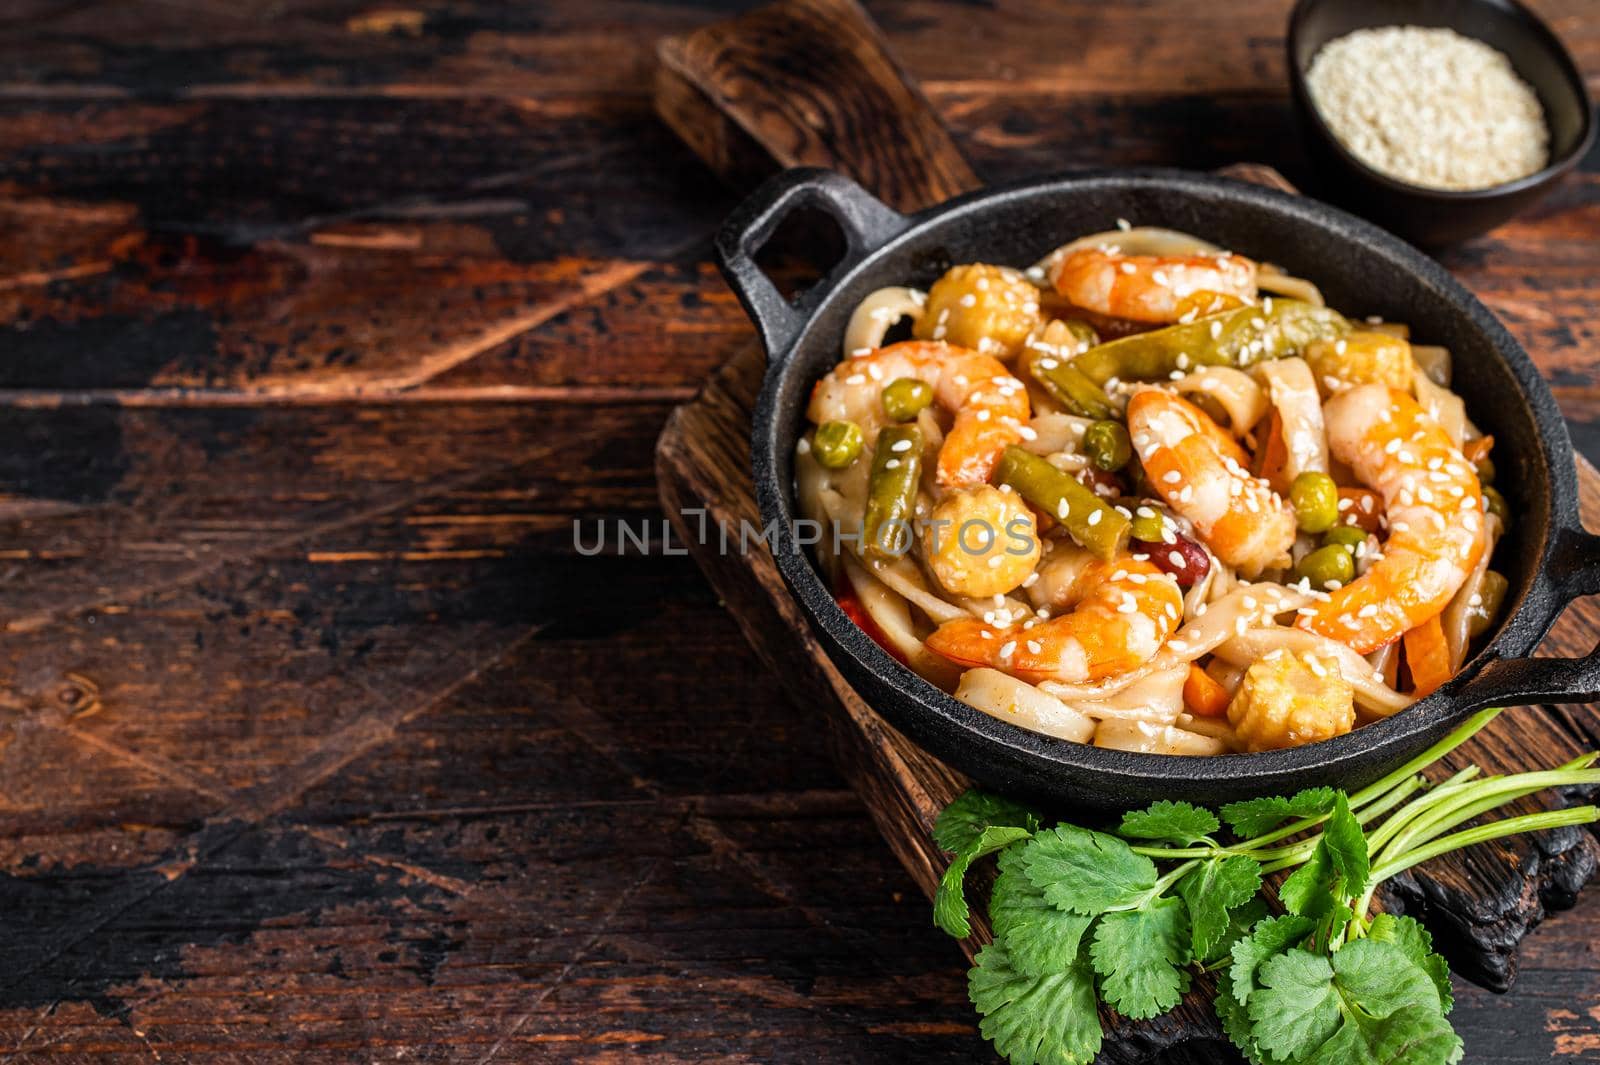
[
  {"left": 995, "top": 446, "right": 1130, "bottom": 561},
  {"left": 1027, "top": 350, "right": 1117, "bottom": 419},
  {"left": 1072, "top": 299, "right": 1349, "bottom": 385},
  {"left": 863, "top": 425, "right": 923, "bottom": 561},
  {"left": 1083, "top": 420, "right": 1132, "bottom": 471},
  {"left": 1295, "top": 543, "right": 1355, "bottom": 590},
  {"left": 1288, "top": 470, "right": 1339, "bottom": 533},
  {"left": 881, "top": 377, "right": 933, "bottom": 422},
  {"left": 813, "top": 419, "right": 864, "bottom": 469}
]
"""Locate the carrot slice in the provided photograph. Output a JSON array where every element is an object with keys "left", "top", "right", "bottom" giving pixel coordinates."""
[
  {"left": 1251, "top": 409, "right": 1290, "bottom": 494},
  {"left": 1337, "top": 486, "right": 1384, "bottom": 533},
  {"left": 1461, "top": 434, "right": 1494, "bottom": 466},
  {"left": 834, "top": 587, "right": 908, "bottom": 666},
  {"left": 1184, "top": 663, "right": 1232, "bottom": 718},
  {"left": 1403, "top": 615, "right": 1452, "bottom": 699}
]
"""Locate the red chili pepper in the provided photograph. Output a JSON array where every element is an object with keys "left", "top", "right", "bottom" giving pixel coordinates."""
[{"left": 834, "top": 587, "right": 909, "bottom": 665}]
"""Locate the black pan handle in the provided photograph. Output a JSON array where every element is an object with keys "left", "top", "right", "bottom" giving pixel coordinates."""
[
  {"left": 1457, "top": 526, "right": 1600, "bottom": 708},
  {"left": 715, "top": 168, "right": 913, "bottom": 359}
]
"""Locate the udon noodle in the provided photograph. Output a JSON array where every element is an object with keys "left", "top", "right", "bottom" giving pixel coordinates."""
[{"left": 797, "top": 227, "right": 1509, "bottom": 755}]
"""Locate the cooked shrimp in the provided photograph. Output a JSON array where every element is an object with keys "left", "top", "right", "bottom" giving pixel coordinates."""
[
  {"left": 1050, "top": 247, "right": 1257, "bottom": 324},
  {"left": 808, "top": 340, "right": 1029, "bottom": 487},
  {"left": 925, "top": 553, "right": 1183, "bottom": 683},
  {"left": 1297, "top": 384, "right": 1484, "bottom": 654},
  {"left": 1126, "top": 389, "right": 1296, "bottom": 578}
]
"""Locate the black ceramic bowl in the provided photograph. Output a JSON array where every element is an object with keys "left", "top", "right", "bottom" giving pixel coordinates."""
[
  {"left": 1288, "top": 0, "right": 1595, "bottom": 248},
  {"left": 717, "top": 166, "right": 1600, "bottom": 811}
]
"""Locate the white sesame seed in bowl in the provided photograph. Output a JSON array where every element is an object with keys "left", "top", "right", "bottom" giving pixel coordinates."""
[
  {"left": 1306, "top": 25, "right": 1548, "bottom": 192},
  {"left": 1287, "top": 0, "right": 1594, "bottom": 245}
]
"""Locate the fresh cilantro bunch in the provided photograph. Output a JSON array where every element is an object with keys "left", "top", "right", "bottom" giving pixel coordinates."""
[{"left": 932, "top": 707, "right": 1600, "bottom": 1065}]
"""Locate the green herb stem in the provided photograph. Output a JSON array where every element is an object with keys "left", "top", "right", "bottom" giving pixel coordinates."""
[
  {"left": 1367, "top": 805, "right": 1600, "bottom": 886},
  {"left": 1347, "top": 706, "right": 1503, "bottom": 810},
  {"left": 1361, "top": 768, "right": 1484, "bottom": 856},
  {"left": 1376, "top": 769, "right": 1600, "bottom": 871}
]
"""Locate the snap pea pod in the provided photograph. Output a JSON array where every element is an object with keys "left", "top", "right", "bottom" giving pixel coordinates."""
[
  {"left": 1025, "top": 351, "right": 1117, "bottom": 419},
  {"left": 863, "top": 425, "right": 923, "bottom": 561},
  {"left": 1072, "top": 299, "right": 1350, "bottom": 385},
  {"left": 995, "top": 446, "right": 1129, "bottom": 560}
]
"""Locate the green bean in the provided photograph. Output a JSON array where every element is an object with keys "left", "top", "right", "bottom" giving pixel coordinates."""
[
  {"left": 1130, "top": 506, "right": 1166, "bottom": 544},
  {"left": 813, "top": 420, "right": 864, "bottom": 469},
  {"left": 1025, "top": 348, "right": 1117, "bottom": 419},
  {"left": 863, "top": 426, "right": 923, "bottom": 561},
  {"left": 1295, "top": 544, "right": 1355, "bottom": 590},
  {"left": 1289, "top": 471, "right": 1339, "bottom": 533},
  {"left": 881, "top": 377, "right": 933, "bottom": 422},
  {"left": 995, "top": 447, "right": 1129, "bottom": 561},
  {"left": 1072, "top": 299, "right": 1349, "bottom": 385},
  {"left": 1084, "top": 420, "right": 1132, "bottom": 471},
  {"left": 1467, "top": 571, "right": 1509, "bottom": 639}
]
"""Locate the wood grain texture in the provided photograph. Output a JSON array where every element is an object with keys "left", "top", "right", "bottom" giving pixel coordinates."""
[{"left": 0, "top": 0, "right": 1592, "bottom": 1061}]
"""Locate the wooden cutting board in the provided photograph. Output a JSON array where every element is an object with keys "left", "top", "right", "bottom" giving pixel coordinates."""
[{"left": 654, "top": 0, "right": 1600, "bottom": 1057}]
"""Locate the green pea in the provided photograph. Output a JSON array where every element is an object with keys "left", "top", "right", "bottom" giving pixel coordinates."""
[
  {"left": 1083, "top": 420, "right": 1132, "bottom": 472},
  {"left": 1130, "top": 506, "right": 1166, "bottom": 543},
  {"left": 1295, "top": 544, "right": 1355, "bottom": 590},
  {"left": 881, "top": 377, "right": 933, "bottom": 422},
  {"left": 1474, "top": 454, "right": 1496, "bottom": 484},
  {"left": 813, "top": 420, "right": 864, "bottom": 469},
  {"left": 1289, "top": 471, "right": 1339, "bottom": 534},
  {"left": 1482, "top": 485, "right": 1510, "bottom": 527},
  {"left": 1322, "top": 525, "right": 1367, "bottom": 554}
]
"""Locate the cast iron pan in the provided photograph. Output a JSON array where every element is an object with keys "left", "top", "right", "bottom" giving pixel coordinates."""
[{"left": 717, "top": 166, "right": 1600, "bottom": 810}]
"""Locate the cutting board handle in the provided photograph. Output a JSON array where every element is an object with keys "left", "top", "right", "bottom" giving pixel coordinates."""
[
  {"left": 715, "top": 168, "right": 911, "bottom": 357},
  {"left": 656, "top": 0, "right": 979, "bottom": 211}
]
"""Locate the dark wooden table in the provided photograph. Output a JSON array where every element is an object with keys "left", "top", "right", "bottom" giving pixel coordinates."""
[{"left": 0, "top": 2, "right": 1595, "bottom": 1061}]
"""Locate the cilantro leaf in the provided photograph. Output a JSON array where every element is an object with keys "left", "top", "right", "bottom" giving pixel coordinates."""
[
  {"left": 1367, "top": 913, "right": 1453, "bottom": 1012},
  {"left": 969, "top": 942, "right": 1102, "bottom": 1065},
  {"left": 1247, "top": 948, "right": 1342, "bottom": 1059},
  {"left": 935, "top": 790, "right": 1042, "bottom": 854},
  {"left": 1117, "top": 800, "right": 1219, "bottom": 845},
  {"left": 1278, "top": 841, "right": 1335, "bottom": 919},
  {"left": 1321, "top": 793, "right": 1370, "bottom": 894},
  {"left": 1317, "top": 1006, "right": 1463, "bottom": 1065},
  {"left": 1328, "top": 937, "right": 1443, "bottom": 1018},
  {"left": 1203, "top": 897, "right": 1269, "bottom": 966},
  {"left": 1285, "top": 940, "right": 1457, "bottom": 1065},
  {"left": 1278, "top": 794, "right": 1367, "bottom": 941},
  {"left": 935, "top": 824, "right": 1033, "bottom": 938},
  {"left": 1249, "top": 939, "right": 1452, "bottom": 1064},
  {"left": 989, "top": 848, "right": 1094, "bottom": 975},
  {"left": 1229, "top": 914, "right": 1314, "bottom": 1006},
  {"left": 1177, "top": 855, "right": 1262, "bottom": 959},
  {"left": 1213, "top": 968, "right": 1269, "bottom": 1065},
  {"left": 1088, "top": 895, "right": 1191, "bottom": 1019},
  {"left": 1022, "top": 825, "right": 1157, "bottom": 915},
  {"left": 1221, "top": 787, "right": 1337, "bottom": 837}
]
